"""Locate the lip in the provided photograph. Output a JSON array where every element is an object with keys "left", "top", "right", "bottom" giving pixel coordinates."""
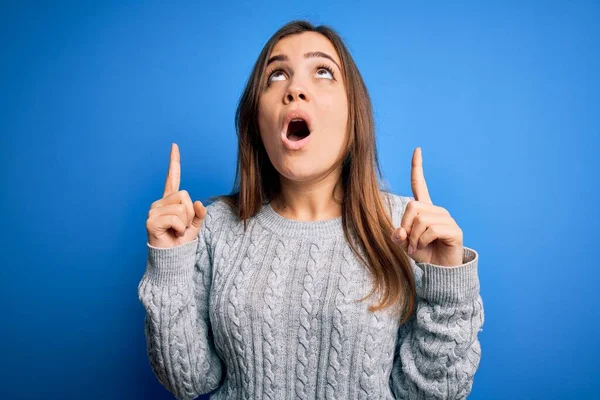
[{"left": 280, "top": 109, "right": 313, "bottom": 151}]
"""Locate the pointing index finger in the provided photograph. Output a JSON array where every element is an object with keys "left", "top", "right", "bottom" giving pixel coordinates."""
[
  {"left": 163, "top": 143, "right": 181, "bottom": 198},
  {"left": 411, "top": 147, "right": 432, "bottom": 204}
]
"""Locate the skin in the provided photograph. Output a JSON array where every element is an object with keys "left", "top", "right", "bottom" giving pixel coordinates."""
[
  {"left": 257, "top": 31, "right": 348, "bottom": 221},
  {"left": 391, "top": 147, "right": 464, "bottom": 267},
  {"left": 146, "top": 143, "right": 207, "bottom": 249}
]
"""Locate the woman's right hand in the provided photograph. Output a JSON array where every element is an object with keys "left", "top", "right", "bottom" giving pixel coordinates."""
[{"left": 146, "top": 143, "right": 207, "bottom": 248}]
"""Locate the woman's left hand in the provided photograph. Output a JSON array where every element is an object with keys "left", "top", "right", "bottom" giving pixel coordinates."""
[{"left": 391, "top": 147, "right": 464, "bottom": 267}]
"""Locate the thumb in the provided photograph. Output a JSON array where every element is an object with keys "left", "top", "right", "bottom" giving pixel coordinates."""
[
  {"left": 392, "top": 227, "right": 409, "bottom": 251},
  {"left": 191, "top": 201, "right": 207, "bottom": 230}
]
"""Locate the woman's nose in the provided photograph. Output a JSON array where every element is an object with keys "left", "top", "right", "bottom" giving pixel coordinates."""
[{"left": 284, "top": 82, "right": 310, "bottom": 104}]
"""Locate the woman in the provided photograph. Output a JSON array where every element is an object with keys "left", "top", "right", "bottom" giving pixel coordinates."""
[{"left": 139, "top": 20, "right": 483, "bottom": 400}]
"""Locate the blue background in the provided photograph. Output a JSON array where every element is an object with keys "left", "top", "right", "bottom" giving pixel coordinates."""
[{"left": 1, "top": 1, "right": 598, "bottom": 399}]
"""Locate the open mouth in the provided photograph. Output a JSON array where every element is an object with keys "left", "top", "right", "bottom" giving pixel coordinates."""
[{"left": 286, "top": 118, "right": 311, "bottom": 141}]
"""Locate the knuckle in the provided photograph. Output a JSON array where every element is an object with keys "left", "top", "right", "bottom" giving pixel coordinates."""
[
  {"left": 408, "top": 232, "right": 416, "bottom": 244},
  {"left": 146, "top": 219, "right": 156, "bottom": 233}
]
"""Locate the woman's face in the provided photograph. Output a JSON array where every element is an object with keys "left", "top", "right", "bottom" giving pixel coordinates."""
[{"left": 258, "top": 31, "right": 348, "bottom": 185}]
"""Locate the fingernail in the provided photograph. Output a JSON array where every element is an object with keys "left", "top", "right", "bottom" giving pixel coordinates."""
[{"left": 408, "top": 245, "right": 414, "bottom": 254}]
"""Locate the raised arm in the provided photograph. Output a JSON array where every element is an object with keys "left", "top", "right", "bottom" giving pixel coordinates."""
[
  {"left": 384, "top": 149, "right": 484, "bottom": 398},
  {"left": 138, "top": 217, "right": 224, "bottom": 399},
  {"left": 390, "top": 249, "right": 484, "bottom": 399},
  {"left": 138, "top": 143, "right": 224, "bottom": 399}
]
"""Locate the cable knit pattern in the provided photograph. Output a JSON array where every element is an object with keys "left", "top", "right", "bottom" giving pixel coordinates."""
[
  {"left": 227, "top": 222, "right": 268, "bottom": 400},
  {"left": 324, "top": 245, "right": 352, "bottom": 400},
  {"left": 138, "top": 191, "right": 484, "bottom": 399},
  {"left": 296, "top": 242, "right": 323, "bottom": 399},
  {"left": 262, "top": 239, "right": 286, "bottom": 399}
]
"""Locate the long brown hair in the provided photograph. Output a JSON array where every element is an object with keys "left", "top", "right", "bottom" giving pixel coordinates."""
[{"left": 209, "top": 20, "right": 416, "bottom": 324}]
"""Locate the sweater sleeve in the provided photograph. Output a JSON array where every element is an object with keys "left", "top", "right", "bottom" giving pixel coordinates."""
[
  {"left": 389, "top": 246, "right": 484, "bottom": 399},
  {"left": 137, "top": 208, "right": 224, "bottom": 400}
]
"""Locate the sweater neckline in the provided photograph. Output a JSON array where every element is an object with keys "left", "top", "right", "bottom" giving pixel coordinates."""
[{"left": 256, "top": 201, "right": 344, "bottom": 238}]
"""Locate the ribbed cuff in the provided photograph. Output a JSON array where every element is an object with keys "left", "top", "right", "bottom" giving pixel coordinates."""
[
  {"left": 145, "top": 238, "right": 198, "bottom": 285},
  {"left": 417, "top": 246, "right": 480, "bottom": 305}
]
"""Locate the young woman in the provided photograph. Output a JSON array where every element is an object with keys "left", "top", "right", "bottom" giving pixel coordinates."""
[{"left": 139, "top": 20, "right": 483, "bottom": 400}]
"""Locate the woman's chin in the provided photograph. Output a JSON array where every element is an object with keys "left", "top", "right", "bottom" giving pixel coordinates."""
[{"left": 278, "top": 164, "right": 322, "bottom": 182}]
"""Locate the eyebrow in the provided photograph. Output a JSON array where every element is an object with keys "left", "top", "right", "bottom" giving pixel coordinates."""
[{"left": 266, "top": 51, "right": 341, "bottom": 71}]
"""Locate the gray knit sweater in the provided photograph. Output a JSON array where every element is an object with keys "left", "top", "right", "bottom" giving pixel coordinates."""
[{"left": 137, "top": 191, "right": 484, "bottom": 400}]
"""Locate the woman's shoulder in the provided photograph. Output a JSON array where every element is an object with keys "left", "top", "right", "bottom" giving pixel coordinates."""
[
  {"left": 203, "top": 195, "right": 240, "bottom": 224},
  {"left": 196, "top": 195, "right": 244, "bottom": 246}
]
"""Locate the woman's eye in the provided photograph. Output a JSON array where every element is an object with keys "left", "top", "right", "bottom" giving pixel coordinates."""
[
  {"left": 268, "top": 70, "right": 286, "bottom": 83},
  {"left": 267, "top": 67, "right": 334, "bottom": 85},
  {"left": 316, "top": 68, "right": 333, "bottom": 80}
]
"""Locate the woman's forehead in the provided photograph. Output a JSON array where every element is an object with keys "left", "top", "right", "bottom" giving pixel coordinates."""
[{"left": 270, "top": 32, "right": 341, "bottom": 66}]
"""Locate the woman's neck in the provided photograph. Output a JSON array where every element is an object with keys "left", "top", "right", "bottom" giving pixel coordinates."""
[{"left": 272, "top": 173, "right": 343, "bottom": 222}]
